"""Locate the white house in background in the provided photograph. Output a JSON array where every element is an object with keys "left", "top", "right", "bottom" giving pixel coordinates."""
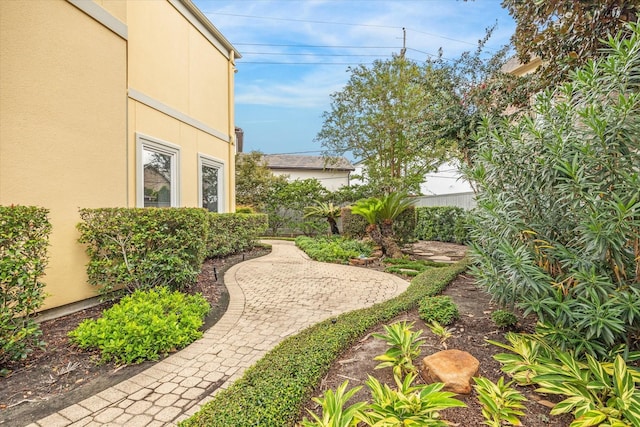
[
  {"left": 263, "top": 154, "right": 355, "bottom": 191},
  {"left": 419, "top": 161, "right": 474, "bottom": 195},
  {"left": 351, "top": 159, "right": 476, "bottom": 209}
]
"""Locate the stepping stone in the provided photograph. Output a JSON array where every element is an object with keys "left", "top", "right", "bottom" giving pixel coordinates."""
[{"left": 420, "top": 349, "right": 479, "bottom": 394}]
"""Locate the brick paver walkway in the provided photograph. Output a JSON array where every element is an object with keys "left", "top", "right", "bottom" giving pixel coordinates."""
[{"left": 26, "top": 240, "right": 408, "bottom": 427}]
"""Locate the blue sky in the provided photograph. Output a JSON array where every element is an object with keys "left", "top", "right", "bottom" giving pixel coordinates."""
[{"left": 194, "top": 1, "right": 516, "bottom": 158}]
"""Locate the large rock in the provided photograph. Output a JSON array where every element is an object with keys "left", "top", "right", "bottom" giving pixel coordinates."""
[{"left": 420, "top": 349, "right": 479, "bottom": 394}]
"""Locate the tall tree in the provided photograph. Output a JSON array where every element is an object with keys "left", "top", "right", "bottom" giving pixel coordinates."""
[
  {"left": 235, "top": 151, "right": 287, "bottom": 210},
  {"left": 316, "top": 55, "right": 460, "bottom": 194},
  {"left": 503, "top": 0, "right": 640, "bottom": 88}
]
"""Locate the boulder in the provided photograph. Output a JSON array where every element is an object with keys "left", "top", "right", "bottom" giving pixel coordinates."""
[{"left": 420, "top": 349, "right": 479, "bottom": 394}]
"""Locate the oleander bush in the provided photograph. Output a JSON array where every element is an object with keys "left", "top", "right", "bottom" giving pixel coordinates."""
[
  {"left": 295, "top": 236, "right": 373, "bottom": 264},
  {"left": 180, "top": 259, "right": 469, "bottom": 426},
  {"left": 0, "top": 206, "right": 51, "bottom": 371},
  {"left": 68, "top": 286, "right": 210, "bottom": 364},
  {"left": 467, "top": 23, "right": 640, "bottom": 360}
]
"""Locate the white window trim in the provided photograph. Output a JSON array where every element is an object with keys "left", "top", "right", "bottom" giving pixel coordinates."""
[
  {"left": 136, "top": 133, "right": 181, "bottom": 208},
  {"left": 198, "top": 153, "right": 225, "bottom": 213}
]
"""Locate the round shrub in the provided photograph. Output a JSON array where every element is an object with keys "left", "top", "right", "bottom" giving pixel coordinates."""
[
  {"left": 491, "top": 310, "right": 518, "bottom": 329},
  {"left": 418, "top": 296, "right": 459, "bottom": 326},
  {"left": 68, "top": 287, "right": 210, "bottom": 364}
]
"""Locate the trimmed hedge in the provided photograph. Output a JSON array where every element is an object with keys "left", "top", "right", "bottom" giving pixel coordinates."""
[
  {"left": 78, "top": 208, "right": 209, "bottom": 295},
  {"left": 0, "top": 206, "right": 51, "bottom": 368},
  {"left": 78, "top": 209, "right": 268, "bottom": 296},
  {"left": 415, "top": 206, "right": 469, "bottom": 243},
  {"left": 340, "top": 206, "right": 368, "bottom": 239},
  {"left": 393, "top": 206, "right": 416, "bottom": 244},
  {"left": 206, "top": 213, "right": 268, "bottom": 258},
  {"left": 180, "top": 258, "right": 469, "bottom": 427}
]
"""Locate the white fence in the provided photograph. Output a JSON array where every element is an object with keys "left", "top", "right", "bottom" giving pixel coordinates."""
[{"left": 411, "top": 192, "right": 477, "bottom": 210}]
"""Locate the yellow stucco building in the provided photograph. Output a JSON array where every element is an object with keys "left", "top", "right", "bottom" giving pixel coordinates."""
[{"left": 0, "top": 0, "right": 241, "bottom": 311}]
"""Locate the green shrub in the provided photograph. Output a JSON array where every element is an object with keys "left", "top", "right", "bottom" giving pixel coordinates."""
[
  {"left": 206, "top": 213, "right": 267, "bottom": 258},
  {"left": 340, "top": 207, "right": 368, "bottom": 239},
  {"left": 392, "top": 206, "right": 416, "bottom": 244},
  {"left": 418, "top": 295, "right": 459, "bottom": 325},
  {"left": 295, "top": 236, "right": 373, "bottom": 264},
  {"left": 0, "top": 206, "right": 51, "bottom": 371},
  {"left": 373, "top": 321, "right": 423, "bottom": 378},
  {"left": 180, "top": 260, "right": 469, "bottom": 427},
  {"left": 68, "top": 287, "right": 209, "bottom": 364},
  {"left": 77, "top": 208, "right": 209, "bottom": 296},
  {"left": 468, "top": 23, "right": 640, "bottom": 359},
  {"left": 491, "top": 310, "right": 518, "bottom": 329},
  {"left": 415, "top": 206, "right": 468, "bottom": 243},
  {"left": 384, "top": 258, "right": 447, "bottom": 276}
]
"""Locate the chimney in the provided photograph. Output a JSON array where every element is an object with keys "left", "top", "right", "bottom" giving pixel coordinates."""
[{"left": 235, "top": 127, "right": 244, "bottom": 153}]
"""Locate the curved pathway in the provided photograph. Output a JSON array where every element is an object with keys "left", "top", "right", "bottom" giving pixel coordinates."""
[{"left": 26, "top": 240, "right": 408, "bottom": 427}]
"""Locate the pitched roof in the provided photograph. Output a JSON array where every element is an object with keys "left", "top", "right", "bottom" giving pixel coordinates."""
[{"left": 263, "top": 154, "right": 355, "bottom": 171}]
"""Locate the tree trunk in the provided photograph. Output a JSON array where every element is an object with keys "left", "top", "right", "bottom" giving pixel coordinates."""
[
  {"left": 328, "top": 218, "right": 340, "bottom": 235},
  {"left": 382, "top": 236, "right": 404, "bottom": 259}
]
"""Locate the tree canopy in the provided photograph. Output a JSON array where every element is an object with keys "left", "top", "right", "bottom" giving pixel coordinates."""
[
  {"left": 316, "top": 55, "right": 461, "bottom": 194},
  {"left": 503, "top": 0, "right": 640, "bottom": 88},
  {"left": 235, "top": 151, "right": 287, "bottom": 210}
]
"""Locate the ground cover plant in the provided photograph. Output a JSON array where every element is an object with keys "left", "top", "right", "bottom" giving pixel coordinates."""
[
  {"left": 383, "top": 258, "right": 446, "bottom": 276},
  {"left": 467, "top": 22, "right": 640, "bottom": 360},
  {"left": 295, "top": 235, "right": 373, "bottom": 264},
  {"left": 68, "top": 287, "right": 210, "bottom": 364}
]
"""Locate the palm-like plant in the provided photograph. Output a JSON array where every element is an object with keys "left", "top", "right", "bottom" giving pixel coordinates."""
[
  {"left": 350, "top": 192, "right": 412, "bottom": 258},
  {"left": 304, "top": 201, "right": 342, "bottom": 235},
  {"left": 301, "top": 381, "right": 366, "bottom": 427}
]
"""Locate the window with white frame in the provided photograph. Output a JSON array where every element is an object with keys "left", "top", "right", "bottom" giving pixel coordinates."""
[
  {"left": 199, "top": 154, "right": 224, "bottom": 212},
  {"left": 136, "top": 134, "right": 180, "bottom": 208}
]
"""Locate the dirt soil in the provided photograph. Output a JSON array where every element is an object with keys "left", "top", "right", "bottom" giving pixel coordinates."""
[{"left": 1, "top": 242, "right": 572, "bottom": 426}]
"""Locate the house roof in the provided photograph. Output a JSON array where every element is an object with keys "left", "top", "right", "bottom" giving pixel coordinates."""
[{"left": 263, "top": 154, "right": 355, "bottom": 171}]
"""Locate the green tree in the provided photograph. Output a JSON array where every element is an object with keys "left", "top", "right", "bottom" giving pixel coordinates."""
[
  {"left": 316, "top": 55, "right": 459, "bottom": 194},
  {"left": 264, "top": 178, "right": 328, "bottom": 236},
  {"left": 467, "top": 22, "right": 640, "bottom": 360},
  {"left": 235, "top": 151, "right": 287, "bottom": 210},
  {"left": 503, "top": 1, "right": 640, "bottom": 89}
]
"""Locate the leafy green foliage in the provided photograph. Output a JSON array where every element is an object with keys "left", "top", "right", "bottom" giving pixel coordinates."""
[
  {"left": 264, "top": 178, "right": 329, "bottom": 236},
  {"left": 77, "top": 208, "right": 209, "bottom": 296},
  {"left": 384, "top": 258, "right": 446, "bottom": 277},
  {"left": 373, "top": 321, "right": 423, "bottom": 378},
  {"left": 503, "top": 0, "right": 639, "bottom": 90},
  {"left": 304, "top": 202, "right": 342, "bottom": 235},
  {"left": 418, "top": 295, "right": 459, "bottom": 326},
  {"left": 68, "top": 287, "right": 209, "bottom": 364},
  {"left": 473, "top": 376, "right": 526, "bottom": 427},
  {"left": 316, "top": 55, "right": 458, "bottom": 194},
  {"left": 491, "top": 310, "right": 518, "bottom": 329},
  {"left": 426, "top": 321, "right": 453, "bottom": 350},
  {"left": 490, "top": 333, "right": 640, "bottom": 427},
  {"left": 468, "top": 23, "right": 640, "bottom": 359},
  {"left": 0, "top": 206, "right": 50, "bottom": 370},
  {"left": 179, "top": 260, "right": 469, "bottom": 426},
  {"left": 301, "top": 381, "right": 366, "bottom": 427},
  {"left": 235, "top": 151, "right": 288, "bottom": 210},
  {"left": 340, "top": 207, "right": 368, "bottom": 239},
  {"left": 415, "top": 206, "right": 468, "bottom": 244},
  {"left": 205, "top": 213, "right": 267, "bottom": 258},
  {"left": 295, "top": 236, "right": 373, "bottom": 264},
  {"left": 363, "top": 373, "right": 466, "bottom": 426}
]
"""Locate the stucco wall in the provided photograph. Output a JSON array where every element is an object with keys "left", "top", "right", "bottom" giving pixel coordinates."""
[{"left": 0, "top": 0, "right": 128, "bottom": 309}]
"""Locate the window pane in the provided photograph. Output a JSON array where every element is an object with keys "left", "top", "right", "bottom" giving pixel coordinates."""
[
  {"left": 143, "top": 149, "right": 172, "bottom": 208},
  {"left": 202, "top": 164, "right": 219, "bottom": 212}
]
